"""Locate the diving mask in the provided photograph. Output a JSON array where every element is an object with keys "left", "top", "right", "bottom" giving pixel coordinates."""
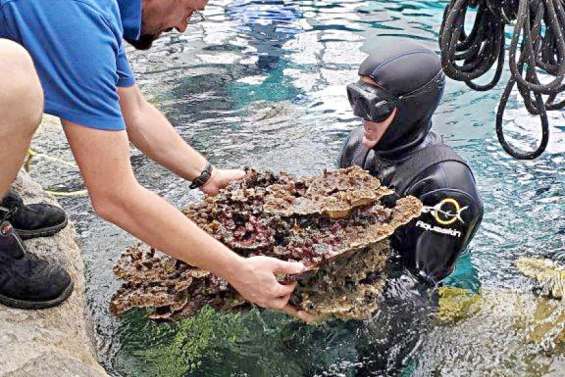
[{"left": 346, "top": 81, "right": 397, "bottom": 122}]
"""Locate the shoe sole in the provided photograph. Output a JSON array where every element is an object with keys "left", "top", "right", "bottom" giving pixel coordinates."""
[
  {"left": 15, "top": 216, "right": 69, "bottom": 240},
  {"left": 0, "top": 280, "right": 74, "bottom": 310}
]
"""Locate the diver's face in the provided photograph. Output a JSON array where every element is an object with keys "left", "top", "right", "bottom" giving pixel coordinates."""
[
  {"left": 359, "top": 76, "right": 397, "bottom": 149},
  {"left": 134, "top": 0, "right": 208, "bottom": 49}
]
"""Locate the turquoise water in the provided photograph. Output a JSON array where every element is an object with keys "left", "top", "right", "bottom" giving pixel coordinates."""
[{"left": 29, "top": 0, "right": 564, "bottom": 376}]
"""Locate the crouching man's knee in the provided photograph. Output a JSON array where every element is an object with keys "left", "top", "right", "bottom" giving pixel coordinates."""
[
  {"left": 90, "top": 190, "right": 126, "bottom": 224},
  {"left": 0, "top": 40, "right": 44, "bottom": 135}
]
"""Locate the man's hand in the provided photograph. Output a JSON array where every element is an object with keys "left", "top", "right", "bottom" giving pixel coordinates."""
[
  {"left": 226, "top": 256, "right": 312, "bottom": 320},
  {"left": 201, "top": 168, "right": 246, "bottom": 195}
]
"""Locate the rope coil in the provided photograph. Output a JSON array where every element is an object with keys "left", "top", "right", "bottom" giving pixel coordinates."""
[{"left": 439, "top": 0, "right": 565, "bottom": 159}]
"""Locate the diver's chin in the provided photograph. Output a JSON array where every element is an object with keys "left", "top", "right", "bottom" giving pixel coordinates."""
[
  {"left": 362, "top": 135, "right": 379, "bottom": 149},
  {"left": 124, "top": 33, "right": 158, "bottom": 50}
]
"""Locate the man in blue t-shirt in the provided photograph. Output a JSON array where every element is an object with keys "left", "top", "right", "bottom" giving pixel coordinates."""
[{"left": 0, "top": 0, "right": 308, "bottom": 319}]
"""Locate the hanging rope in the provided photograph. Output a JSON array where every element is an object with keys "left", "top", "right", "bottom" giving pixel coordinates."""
[{"left": 439, "top": 0, "right": 565, "bottom": 159}]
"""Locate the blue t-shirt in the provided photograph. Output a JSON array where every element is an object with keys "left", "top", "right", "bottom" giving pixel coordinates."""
[{"left": 0, "top": 0, "right": 142, "bottom": 131}]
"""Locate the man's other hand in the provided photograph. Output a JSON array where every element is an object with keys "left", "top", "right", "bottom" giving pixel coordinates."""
[{"left": 201, "top": 168, "right": 246, "bottom": 195}]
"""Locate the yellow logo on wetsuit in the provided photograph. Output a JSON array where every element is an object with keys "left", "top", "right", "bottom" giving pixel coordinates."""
[{"left": 422, "top": 198, "right": 468, "bottom": 226}]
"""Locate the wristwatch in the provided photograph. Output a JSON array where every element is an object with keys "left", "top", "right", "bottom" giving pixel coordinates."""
[{"left": 190, "top": 162, "right": 213, "bottom": 189}]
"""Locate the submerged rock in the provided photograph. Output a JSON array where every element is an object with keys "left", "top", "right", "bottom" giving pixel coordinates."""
[
  {"left": 436, "top": 286, "right": 481, "bottom": 324},
  {"left": 416, "top": 258, "right": 564, "bottom": 376},
  {"left": 417, "top": 288, "right": 564, "bottom": 376},
  {"left": 110, "top": 167, "right": 422, "bottom": 321},
  {"left": 516, "top": 257, "right": 565, "bottom": 299}
]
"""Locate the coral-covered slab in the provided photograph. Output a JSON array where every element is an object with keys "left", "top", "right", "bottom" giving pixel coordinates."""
[
  {"left": 111, "top": 167, "right": 422, "bottom": 320},
  {"left": 263, "top": 167, "right": 393, "bottom": 219}
]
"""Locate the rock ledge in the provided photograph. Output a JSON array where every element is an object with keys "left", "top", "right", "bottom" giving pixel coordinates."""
[{"left": 0, "top": 172, "right": 107, "bottom": 377}]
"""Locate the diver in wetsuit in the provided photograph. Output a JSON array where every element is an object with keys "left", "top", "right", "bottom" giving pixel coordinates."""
[
  {"left": 337, "top": 37, "right": 484, "bottom": 376},
  {"left": 339, "top": 37, "right": 484, "bottom": 286}
]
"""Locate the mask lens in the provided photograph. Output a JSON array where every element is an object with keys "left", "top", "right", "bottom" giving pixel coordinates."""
[
  {"left": 347, "top": 82, "right": 394, "bottom": 122},
  {"left": 346, "top": 83, "right": 359, "bottom": 106},
  {"left": 347, "top": 83, "right": 370, "bottom": 119},
  {"left": 370, "top": 100, "right": 394, "bottom": 122},
  {"left": 353, "top": 100, "right": 370, "bottom": 119}
]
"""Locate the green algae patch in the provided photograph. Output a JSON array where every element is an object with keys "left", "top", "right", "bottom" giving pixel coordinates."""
[
  {"left": 115, "top": 306, "right": 250, "bottom": 377},
  {"left": 143, "top": 306, "right": 249, "bottom": 376},
  {"left": 115, "top": 307, "right": 342, "bottom": 377},
  {"left": 435, "top": 286, "right": 481, "bottom": 324}
]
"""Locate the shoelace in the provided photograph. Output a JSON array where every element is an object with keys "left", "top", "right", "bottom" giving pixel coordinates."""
[
  {"left": 0, "top": 205, "right": 19, "bottom": 227},
  {"left": 0, "top": 221, "right": 24, "bottom": 263}
]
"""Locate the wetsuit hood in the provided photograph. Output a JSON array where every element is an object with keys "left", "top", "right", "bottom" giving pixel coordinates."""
[{"left": 358, "top": 38, "right": 445, "bottom": 155}]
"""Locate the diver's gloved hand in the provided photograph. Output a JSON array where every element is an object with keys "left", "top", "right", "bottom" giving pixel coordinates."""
[
  {"left": 381, "top": 192, "right": 400, "bottom": 208},
  {"left": 201, "top": 168, "right": 246, "bottom": 195}
]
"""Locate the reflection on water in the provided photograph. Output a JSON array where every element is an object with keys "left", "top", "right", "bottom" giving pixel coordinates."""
[{"left": 28, "top": 0, "right": 564, "bottom": 376}]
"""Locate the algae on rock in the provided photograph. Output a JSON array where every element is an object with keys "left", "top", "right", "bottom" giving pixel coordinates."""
[
  {"left": 436, "top": 286, "right": 481, "bottom": 324},
  {"left": 517, "top": 257, "right": 565, "bottom": 299},
  {"left": 139, "top": 306, "right": 250, "bottom": 377}
]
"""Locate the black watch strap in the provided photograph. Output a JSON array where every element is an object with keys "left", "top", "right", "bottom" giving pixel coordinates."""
[{"left": 190, "top": 162, "right": 213, "bottom": 189}]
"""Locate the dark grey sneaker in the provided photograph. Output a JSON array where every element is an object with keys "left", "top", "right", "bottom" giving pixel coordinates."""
[
  {"left": 0, "top": 191, "right": 68, "bottom": 240},
  {"left": 0, "top": 221, "right": 73, "bottom": 309}
]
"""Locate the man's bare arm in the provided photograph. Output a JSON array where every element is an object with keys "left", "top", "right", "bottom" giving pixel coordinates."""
[
  {"left": 118, "top": 85, "right": 244, "bottom": 194},
  {"left": 118, "top": 84, "right": 209, "bottom": 181},
  {"left": 62, "top": 122, "right": 307, "bottom": 312}
]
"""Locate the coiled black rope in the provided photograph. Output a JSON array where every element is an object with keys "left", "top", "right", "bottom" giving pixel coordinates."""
[{"left": 439, "top": 0, "right": 565, "bottom": 159}]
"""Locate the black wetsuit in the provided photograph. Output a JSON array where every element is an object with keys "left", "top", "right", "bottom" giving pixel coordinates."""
[{"left": 339, "top": 39, "right": 484, "bottom": 285}]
